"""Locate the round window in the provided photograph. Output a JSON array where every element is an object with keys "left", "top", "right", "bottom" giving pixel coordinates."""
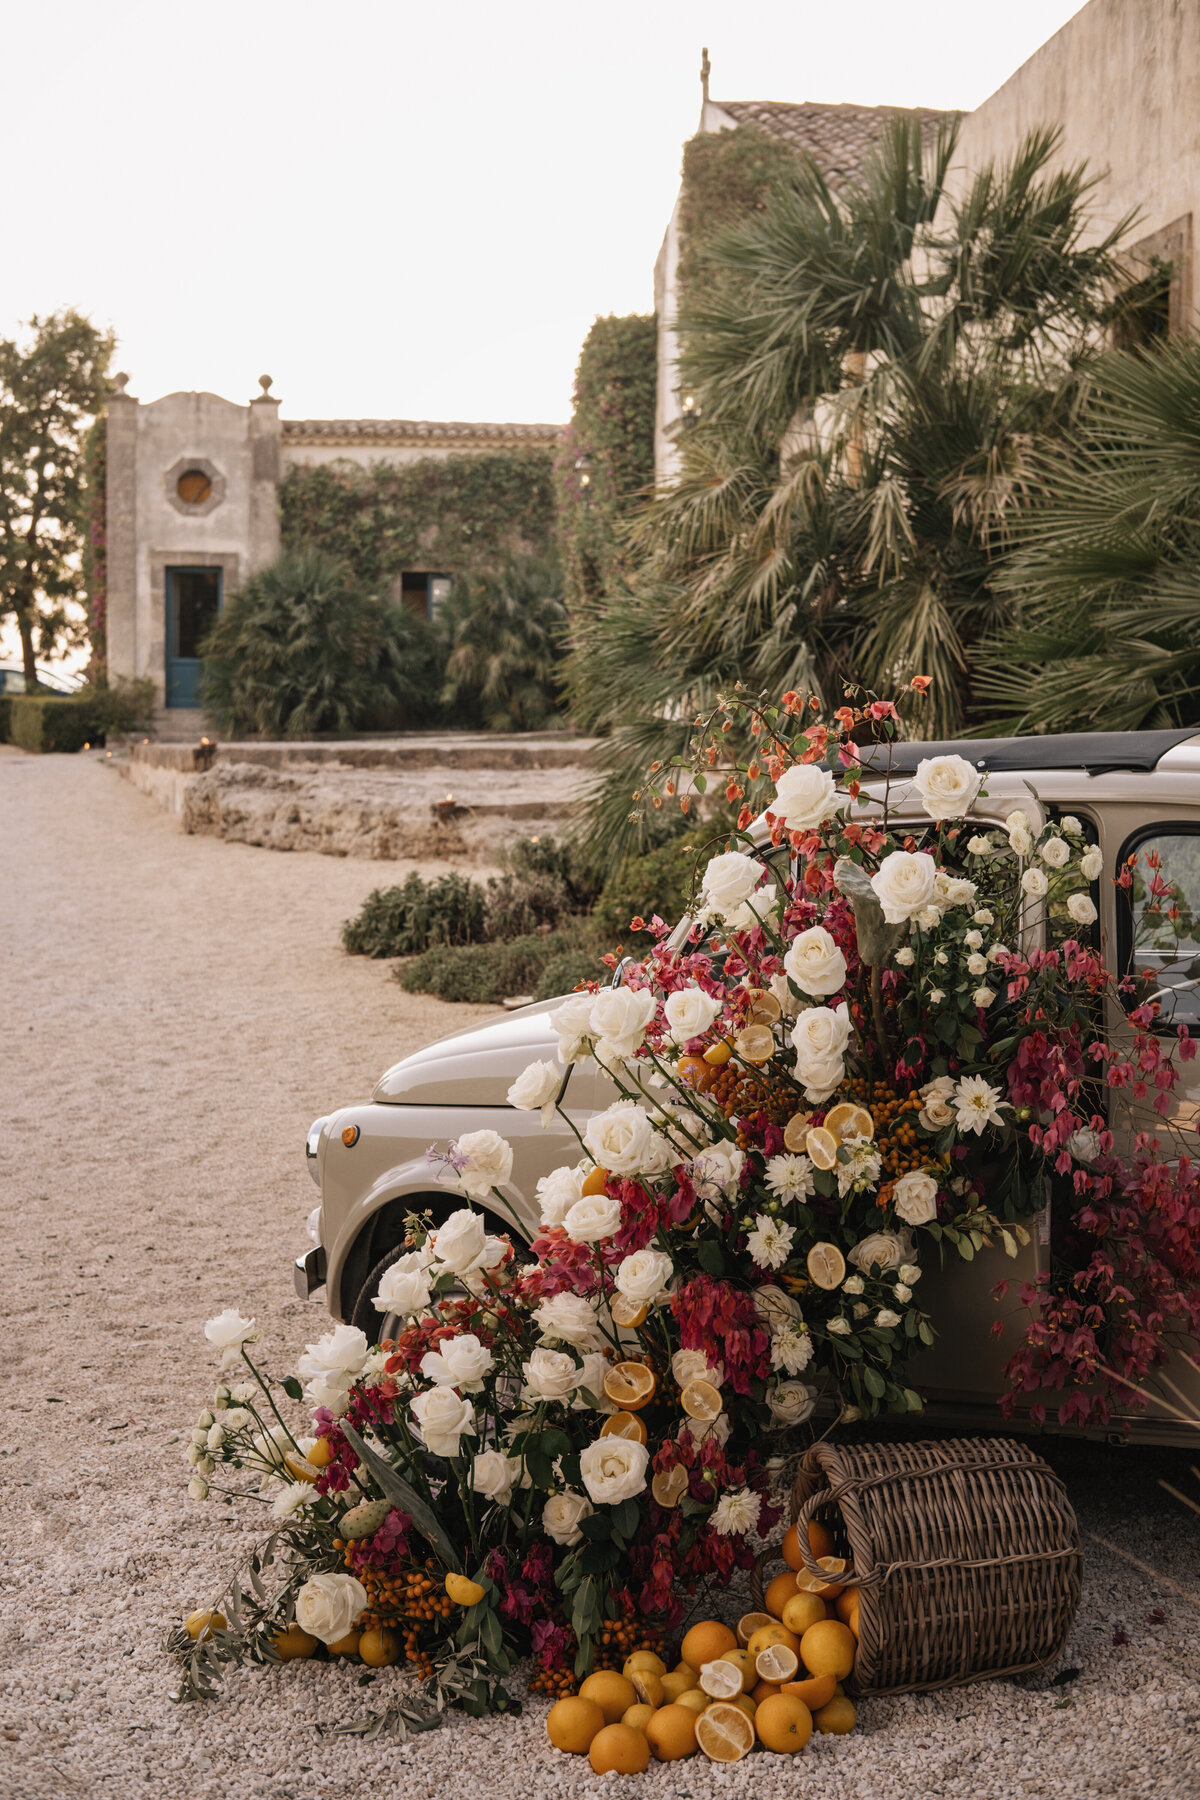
[{"left": 176, "top": 468, "right": 213, "bottom": 506}]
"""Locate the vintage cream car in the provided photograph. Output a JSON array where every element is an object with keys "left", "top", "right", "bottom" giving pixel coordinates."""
[{"left": 297, "top": 728, "right": 1200, "bottom": 1444}]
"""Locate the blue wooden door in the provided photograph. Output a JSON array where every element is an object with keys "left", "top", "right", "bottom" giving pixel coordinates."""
[{"left": 165, "top": 567, "right": 222, "bottom": 708}]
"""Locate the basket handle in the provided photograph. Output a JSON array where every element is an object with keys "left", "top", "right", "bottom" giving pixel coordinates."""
[{"left": 792, "top": 1482, "right": 875, "bottom": 1590}]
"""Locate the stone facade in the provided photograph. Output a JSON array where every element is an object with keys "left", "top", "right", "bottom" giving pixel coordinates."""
[{"left": 105, "top": 381, "right": 562, "bottom": 718}]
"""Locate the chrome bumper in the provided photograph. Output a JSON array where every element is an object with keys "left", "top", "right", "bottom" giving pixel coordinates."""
[{"left": 293, "top": 1246, "right": 327, "bottom": 1299}]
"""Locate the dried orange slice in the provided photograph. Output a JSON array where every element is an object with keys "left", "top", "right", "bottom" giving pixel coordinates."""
[
  {"left": 736, "top": 1611, "right": 775, "bottom": 1647},
  {"left": 602, "top": 1361, "right": 657, "bottom": 1410},
  {"left": 600, "top": 1410, "right": 647, "bottom": 1445},
  {"left": 610, "top": 1294, "right": 649, "bottom": 1329},
  {"left": 699, "top": 1658, "right": 745, "bottom": 1700},
  {"left": 734, "top": 1025, "right": 776, "bottom": 1065},
  {"left": 679, "top": 1377, "right": 723, "bottom": 1422},
  {"left": 744, "top": 988, "right": 783, "bottom": 1024},
  {"left": 755, "top": 1643, "right": 800, "bottom": 1684},
  {"left": 651, "top": 1465, "right": 689, "bottom": 1509},
  {"left": 804, "top": 1126, "right": 839, "bottom": 1170},
  {"left": 806, "top": 1242, "right": 846, "bottom": 1289},
  {"left": 823, "top": 1102, "right": 874, "bottom": 1143},
  {"left": 782, "top": 1112, "right": 813, "bottom": 1152},
  {"left": 695, "top": 1700, "right": 755, "bottom": 1762}
]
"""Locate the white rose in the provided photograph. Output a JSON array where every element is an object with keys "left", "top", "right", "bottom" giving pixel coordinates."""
[
  {"left": 1005, "top": 810, "right": 1030, "bottom": 833},
  {"left": 471, "top": 1449, "right": 520, "bottom": 1504},
  {"left": 797, "top": 1056, "right": 843, "bottom": 1104},
  {"left": 701, "top": 850, "right": 764, "bottom": 916},
  {"left": 766, "top": 1381, "right": 817, "bottom": 1427},
  {"left": 752, "top": 1286, "right": 801, "bottom": 1330},
  {"left": 672, "top": 1348, "right": 724, "bottom": 1387},
  {"left": 919, "top": 1077, "right": 955, "bottom": 1130},
  {"left": 550, "top": 992, "right": 596, "bottom": 1064},
  {"left": 772, "top": 762, "right": 842, "bottom": 831},
  {"left": 506, "top": 1059, "right": 562, "bottom": 1125},
  {"left": 615, "top": 1247, "right": 675, "bottom": 1305},
  {"left": 934, "top": 872, "right": 977, "bottom": 909},
  {"left": 1067, "top": 893, "right": 1097, "bottom": 926},
  {"left": 892, "top": 1170, "right": 939, "bottom": 1226},
  {"left": 895, "top": 1282, "right": 912, "bottom": 1302},
  {"left": 204, "top": 1308, "right": 259, "bottom": 1369},
  {"left": 827, "top": 1316, "right": 852, "bottom": 1336},
  {"left": 974, "top": 908, "right": 995, "bottom": 925},
  {"left": 967, "top": 835, "right": 993, "bottom": 856},
  {"left": 297, "top": 1324, "right": 369, "bottom": 1382},
  {"left": 579, "top": 1436, "right": 649, "bottom": 1505},
  {"left": 419, "top": 1332, "right": 494, "bottom": 1390},
  {"left": 895, "top": 946, "right": 915, "bottom": 967},
  {"left": 583, "top": 1102, "right": 655, "bottom": 1175},
  {"left": 522, "top": 1347, "right": 583, "bottom": 1403},
  {"left": 1061, "top": 815, "right": 1083, "bottom": 835},
  {"left": 988, "top": 943, "right": 1010, "bottom": 962},
  {"left": 966, "top": 953, "right": 987, "bottom": 977},
  {"left": 410, "top": 1386, "right": 477, "bottom": 1458},
  {"left": 429, "top": 1208, "right": 489, "bottom": 1274},
  {"left": 964, "top": 930, "right": 983, "bottom": 950},
  {"left": 899, "top": 1262, "right": 921, "bottom": 1283},
  {"left": 534, "top": 1291, "right": 605, "bottom": 1349},
  {"left": 664, "top": 985, "right": 724, "bottom": 1045},
  {"left": 870, "top": 851, "right": 937, "bottom": 924},
  {"left": 783, "top": 926, "right": 848, "bottom": 998},
  {"left": 1021, "top": 867, "right": 1049, "bottom": 898},
  {"left": 294, "top": 1573, "right": 368, "bottom": 1645},
  {"left": 374, "top": 1251, "right": 432, "bottom": 1317},
  {"left": 590, "top": 985, "right": 657, "bottom": 1060},
  {"left": 454, "top": 1130, "right": 514, "bottom": 1201},
  {"left": 912, "top": 753, "right": 982, "bottom": 821},
  {"left": 535, "top": 1165, "right": 585, "bottom": 1229},
  {"left": 791, "top": 1001, "right": 852, "bottom": 1065},
  {"left": 1040, "top": 837, "right": 1070, "bottom": 869},
  {"left": 690, "top": 1141, "right": 745, "bottom": 1200},
  {"left": 542, "top": 1489, "right": 593, "bottom": 1546},
  {"left": 842, "top": 1274, "right": 864, "bottom": 1295},
  {"left": 1080, "top": 847, "right": 1103, "bottom": 882},
  {"left": 1009, "top": 827, "right": 1034, "bottom": 858},
  {"left": 1068, "top": 1127, "right": 1102, "bottom": 1164},
  {"left": 875, "top": 1309, "right": 903, "bottom": 1329},
  {"left": 973, "top": 987, "right": 996, "bottom": 1009},
  {"left": 849, "top": 1229, "right": 911, "bottom": 1274},
  {"left": 564, "top": 1193, "right": 623, "bottom": 1244}
]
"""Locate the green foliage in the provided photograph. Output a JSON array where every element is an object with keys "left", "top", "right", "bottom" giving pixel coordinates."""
[
  {"left": 397, "top": 922, "right": 604, "bottom": 1005},
  {"left": 81, "top": 413, "right": 107, "bottom": 673},
  {"left": 0, "top": 310, "right": 115, "bottom": 683},
  {"left": 5, "top": 692, "right": 96, "bottom": 753},
  {"left": 591, "top": 829, "right": 711, "bottom": 943},
  {"left": 0, "top": 695, "right": 8, "bottom": 741},
  {"left": 199, "top": 548, "right": 440, "bottom": 738},
  {"left": 80, "top": 674, "right": 156, "bottom": 737},
  {"left": 571, "top": 120, "right": 1139, "bottom": 858},
  {"left": 556, "top": 316, "right": 657, "bottom": 614},
  {"left": 979, "top": 338, "right": 1200, "bottom": 733},
  {"left": 677, "top": 124, "right": 803, "bottom": 299},
  {"left": 279, "top": 451, "right": 557, "bottom": 591},
  {"left": 439, "top": 556, "right": 567, "bottom": 730},
  {"left": 341, "top": 872, "right": 488, "bottom": 958},
  {"left": 496, "top": 832, "right": 599, "bottom": 912}
]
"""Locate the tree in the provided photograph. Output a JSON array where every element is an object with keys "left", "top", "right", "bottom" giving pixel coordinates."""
[
  {"left": 979, "top": 337, "right": 1200, "bottom": 733},
  {"left": 199, "top": 548, "right": 440, "bottom": 738},
  {"left": 439, "top": 556, "right": 566, "bottom": 731},
  {"left": 569, "top": 119, "right": 1137, "bottom": 858},
  {"left": 0, "top": 311, "right": 114, "bottom": 685}
]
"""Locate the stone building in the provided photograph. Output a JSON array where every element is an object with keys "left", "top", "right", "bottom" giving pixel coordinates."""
[
  {"left": 105, "top": 376, "right": 562, "bottom": 724},
  {"left": 656, "top": 3, "right": 1200, "bottom": 481}
]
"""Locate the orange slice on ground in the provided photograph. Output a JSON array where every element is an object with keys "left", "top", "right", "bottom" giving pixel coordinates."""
[
  {"left": 805, "top": 1127, "right": 839, "bottom": 1171},
  {"left": 679, "top": 1377, "right": 723, "bottom": 1423},
  {"left": 651, "top": 1465, "right": 690, "bottom": 1509},
  {"left": 783, "top": 1113, "right": 813, "bottom": 1152},
  {"left": 695, "top": 1701, "right": 756, "bottom": 1762},
  {"left": 755, "top": 1644, "right": 800, "bottom": 1684},
  {"left": 806, "top": 1242, "right": 846, "bottom": 1289},
  {"left": 610, "top": 1294, "right": 649, "bottom": 1328},
  {"left": 734, "top": 1025, "right": 776, "bottom": 1065},
  {"left": 600, "top": 1410, "right": 648, "bottom": 1445},
  {"left": 824, "top": 1102, "right": 875, "bottom": 1143},
  {"left": 602, "top": 1361, "right": 657, "bottom": 1410},
  {"left": 736, "top": 1611, "right": 775, "bottom": 1647}
]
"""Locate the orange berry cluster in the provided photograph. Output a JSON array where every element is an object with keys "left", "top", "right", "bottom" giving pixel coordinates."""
[
  {"left": 337, "top": 1548, "right": 453, "bottom": 1675},
  {"left": 847, "top": 1080, "right": 936, "bottom": 1179},
  {"left": 593, "top": 1616, "right": 669, "bottom": 1671},
  {"left": 709, "top": 1065, "right": 794, "bottom": 1130},
  {"left": 530, "top": 1663, "right": 576, "bottom": 1698}
]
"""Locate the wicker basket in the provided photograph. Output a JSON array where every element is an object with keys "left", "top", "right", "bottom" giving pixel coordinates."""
[{"left": 752, "top": 1436, "right": 1082, "bottom": 1694}]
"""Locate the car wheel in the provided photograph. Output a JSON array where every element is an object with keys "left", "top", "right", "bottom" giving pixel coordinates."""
[{"left": 349, "top": 1219, "right": 531, "bottom": 1342}]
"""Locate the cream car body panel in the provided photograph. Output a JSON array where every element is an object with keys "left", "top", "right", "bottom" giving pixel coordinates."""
[{"left": 301, "top": 730, "right": 1200, "bottom": 1445}]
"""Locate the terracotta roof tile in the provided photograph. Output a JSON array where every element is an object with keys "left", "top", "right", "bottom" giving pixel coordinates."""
[
  {"left": 282, "top": 418, "right": 563, "bottom": 447},
  {"left": 716, "top": 99, "right": 955, "bottom": 193}
]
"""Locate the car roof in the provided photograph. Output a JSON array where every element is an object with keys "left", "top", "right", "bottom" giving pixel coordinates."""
[{"left": 857, "top": 728, "right": 1200, "bottom": 777}]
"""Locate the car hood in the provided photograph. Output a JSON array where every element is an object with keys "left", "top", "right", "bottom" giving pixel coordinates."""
[{"left": 373, "top": 996, "right": 565, "bottom": 1105}]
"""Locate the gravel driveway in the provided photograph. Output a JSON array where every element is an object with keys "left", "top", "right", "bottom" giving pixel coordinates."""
[{"left": 2, "top": 750, "right": 1199, "bottom": 1800}]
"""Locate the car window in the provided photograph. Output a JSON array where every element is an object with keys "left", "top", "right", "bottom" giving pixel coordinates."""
[{"left": 1121, "top": 828, "right": 1200, "bottom": 1027}]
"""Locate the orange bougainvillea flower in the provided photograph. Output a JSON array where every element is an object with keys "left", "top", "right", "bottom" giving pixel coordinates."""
[{"left": 909, "top": 674, "right": 933, "bottom": 691}]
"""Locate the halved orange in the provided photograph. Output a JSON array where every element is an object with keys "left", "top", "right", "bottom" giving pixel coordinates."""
[
  {"left": 734, "top": 1025, "right": 776, "bottom": 1065},
  {"left": 283, "top": 1450, "right": 321, "bottom": 1484},
  {"left": 781, "top": 1671, "right": 837, "bottom": 1710},
  {"left": 703, "top": 1040, "right": 733, "bottom": 1066},
  {"left": 806, "top": 1242, "right": 846, "bottom": 1289},
  {"left": 602, "top": 1361, "right": 657, "bottom": 1410},
  {"left": 793, "top": 1556, "right": 851, "bottom": 1600},
  {"left": 736, "top": 1611, "right": 775, "bottom": 1647},
  {"left": 651, "top": 1465, "right": 689, "bottom": 1509},
  {"left": 824, "top": 1102, "right": 874, "bottom": 1143},
  {"left": 600, "top": 1410, "right": 647, "bottom": 1445},
  {"left": 695, "top": 1701, "right": 755, "bottom": 1763},
  {"left": 755, "top": 1644, "right": 800, "bottom": 1684},
  {"left": 783, "top": 1113, "right": 813, "bottom": 1152},
  {"left": 805, "top": 1127, "right": 839, "bottom": 1171},
  {"left": 610, "top": 1294, "right": 649, "bottom": 1328},
  {"left": 679, "top": 1377, "right": 723, "bottom": 1423},
  {"left": 744, "top": 988, "right": 783, "bottom": 1024}
]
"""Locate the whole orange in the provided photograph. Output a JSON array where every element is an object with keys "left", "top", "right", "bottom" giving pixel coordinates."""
[
  {"left": 814, "top": 1695, "right": 858, "bottom": 1735},
  {"left": 270, "top": 1623, "right": 318, "bottom": 1660},
  {"left": 755, "top": 1692, "right": 813, "bottom": 1753},
  {"left": 547, "top": 1695, "right": 606, "bottom": 1754},
  {"left": 358, "top": 1628, "right": 400, "bottom": 1667},
  {"left": 799, "top": 1619, "right": 856, "bottom": 1682},
  {"left": 578, "top": 1669, "right": 637, "bottom": 1723},
  {"left": 680, "top": 1620, "right": 738, "bottom": 1668},
  {"left": 589, "top": 1722, "right": 651, "bottom": 1775},
  {"left": 764, "top": 1572, "right": 800, "bottom": 1619},
  {"left": 645, "top": 1703, "right": 699, "bottom": 1761}
]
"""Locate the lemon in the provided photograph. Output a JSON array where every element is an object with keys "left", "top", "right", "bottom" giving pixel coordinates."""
[
  {"left": 755, "top": 1644, "right": 800, "bottom": 1683},
  {"left": 445, "top": 1571, "right": 486, "bottom": 1607},
  {"left": 622, "top": 1650, "right": 667, "bottom": 1678},
  {"left": 734, "top": 1025, "right": 776, "bottom": 1065},
  {"left": 610, "top": 1294, "right": 649, "bottom": 1328},
  {"left": 674, "top": 1688, "right": 710, "bottom": 1714},
  {"left": 600, "top": 1410, "right": 647, "bottom": 1445},
  {"left": 783, "top": 1112, "right": 813, "bottom": 1151},
  {"left": 185, "top": 1609, "right": 227, "bottom": 1641},
  {"left": 736, "top": 1611, "right": 775, "bottom": 1646},
  {"left": 824, "top": 1102, "right": 874, "bottom": 1142},
  {"left": 805, "top": 1127, "right": 840, "bottom": 1171},
  {"left": 806, "top": 1242, "right": 847, "bottom": 1289}
]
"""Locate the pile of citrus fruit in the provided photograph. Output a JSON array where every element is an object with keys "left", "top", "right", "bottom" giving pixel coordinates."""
[{"left": 545, "top": 1522, "right": 860, "bottom": 1771}]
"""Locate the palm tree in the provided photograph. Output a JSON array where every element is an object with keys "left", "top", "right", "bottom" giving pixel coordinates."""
[
  {"left": 440, "top": 556, "right": 567, "bottom": 731},
  {"left": 978, "top": 338, "right": 1200, "bottom": 733},
  {"left": 570, "top": 117, "right": 1136, "bottom": 860}
]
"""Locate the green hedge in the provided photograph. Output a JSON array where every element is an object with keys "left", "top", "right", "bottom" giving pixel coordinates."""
[
  {"left": 396, "top": 923, "right": 606, "bottom": 1006},
  {"left": 557, "top": 315, "right": 657, "bottom": 613},
  {"left": 5, "top": 693, "right": 97, "bottom": 753}
]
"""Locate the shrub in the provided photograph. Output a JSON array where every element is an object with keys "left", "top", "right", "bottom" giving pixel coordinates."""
[
  {"left": 397, "top": 923, "right": 604, "bottom": 1006},
  {"left": 199, "top": 547, "right": 441, "bottom": 738},
  {"left": 439, "top": 556, "right": 566, "bottom": 731},
  {"left": 533, "top": 948, "right": 607, "bottom": 1001},
  {"left": 590, "top": 829, "right": 711, "bottom": 944},
  {"left": 341, "top": 872, "right": 487, "bottom": 958},
  {"left": 78, "top": 674, "right": 156, "bottom": 737},
  {"left": 499, "top": 832, "right": 600, "bottom": 911},
  {"left": 6, "top": 692, "right": 96, "bottom": 753},
  {"left": 0, "top": 694, "right": 10, "bottom": 741}
]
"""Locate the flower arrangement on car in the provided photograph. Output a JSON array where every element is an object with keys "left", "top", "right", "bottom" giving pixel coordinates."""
[{"left": 172, "top": 682, "right": 1200, "bottom": 1767}]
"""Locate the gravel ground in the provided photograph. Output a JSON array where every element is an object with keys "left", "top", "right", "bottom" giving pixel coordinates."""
[{"left": 3, "top": 749, "right": 1200, "bottom": 1800}]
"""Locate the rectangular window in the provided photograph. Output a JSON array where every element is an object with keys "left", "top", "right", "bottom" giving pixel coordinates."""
[
  {"left": 1120, "top": 826, "right": 1200, "bottom": 1027},
  {"left": 397, "top": 571, "right": 451, "bottom": 620}
]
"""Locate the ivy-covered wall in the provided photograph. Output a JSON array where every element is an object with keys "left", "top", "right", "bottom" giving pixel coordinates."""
[
  {"left": 81, "top": 412, "right": 107, "bottom": 674},
  {"left": 677, "top": 124, "right": 802, "bottom": 302},
  {"left": 279, "top": 449, "right": 559, "bottom": 591},
  {"left": 556, "top": 313, "right": 657, "bottom": 612}
]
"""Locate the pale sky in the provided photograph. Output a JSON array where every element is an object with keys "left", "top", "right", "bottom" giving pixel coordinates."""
[{"left": 1, "top": 0, "right": 1085, "bottom": 425}]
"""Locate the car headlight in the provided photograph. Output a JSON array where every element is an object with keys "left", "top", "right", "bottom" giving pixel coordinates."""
[{"left": 305, "top": 1116, "right": 329, "bottom": 1184}]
